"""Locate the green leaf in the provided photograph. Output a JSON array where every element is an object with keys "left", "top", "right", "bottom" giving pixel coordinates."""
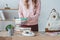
[{"left": 6, "top": 24, "right": 14, "bottom": 31}]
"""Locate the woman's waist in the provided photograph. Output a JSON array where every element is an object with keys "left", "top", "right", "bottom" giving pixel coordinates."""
[
  {"left": 21, "top": 24, "right": 38, "bottom": 27},
  {"left": 21, "top": 19, "right": 38, "bottom": 25},
  {"left": 22, "top": 20, "right": 38, "bottom": 25},
  {"left": 25, "top": 22, "right": 38, "bottom": 25}
]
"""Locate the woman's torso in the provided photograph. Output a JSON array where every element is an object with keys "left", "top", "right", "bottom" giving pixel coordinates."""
[{"left": 19, "top": 0, "right": 40, "bottom": 25}]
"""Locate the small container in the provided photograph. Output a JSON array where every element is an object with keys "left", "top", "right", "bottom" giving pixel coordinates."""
[{"left": 8, "top": 28, "right": 14, "bottom": 36}]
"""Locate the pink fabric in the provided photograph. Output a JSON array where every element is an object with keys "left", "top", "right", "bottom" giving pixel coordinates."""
[{"left": 18, "top": 0, "right": 41, "bottom": 25}]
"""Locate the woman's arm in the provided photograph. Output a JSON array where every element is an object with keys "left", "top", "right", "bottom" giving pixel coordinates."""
[
  {"left": 18, "top": 0, "right": 24, "bottom": 18},
  {"left": 29, "top": 0, "right": 41, "bottom": 19},
  {"left": 18, "top": 7, "right": 24, "bottom": 18}
]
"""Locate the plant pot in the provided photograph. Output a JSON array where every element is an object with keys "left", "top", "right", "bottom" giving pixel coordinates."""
[{"left": 8, "top": 29, "right": 14, "bottom": 36}]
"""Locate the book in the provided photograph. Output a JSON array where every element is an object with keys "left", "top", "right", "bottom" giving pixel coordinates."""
[{"left": 0, "top": 10, "right": 5, "bottom": 20}]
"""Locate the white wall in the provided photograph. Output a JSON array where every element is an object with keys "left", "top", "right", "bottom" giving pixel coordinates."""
[
  {"left": 3, "top": 10, "right": 18, "bottom": 20},
  {"left": 0, "top": 21, "right": 15, "bottom": 31},
  {"left": 0, "top": 0, "right": 19, "bottom": 9},
  {"left": 39, "top": 0, "right": 60, "bottom": 32}
]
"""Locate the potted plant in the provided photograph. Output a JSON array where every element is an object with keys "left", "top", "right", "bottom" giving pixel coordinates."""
[{"left": 6, "top": 24, "right": 14, "bottom": 36}]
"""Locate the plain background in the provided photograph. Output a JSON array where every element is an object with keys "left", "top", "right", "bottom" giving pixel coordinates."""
[{"left": 39, "top": 0, "right": 60, "bottom": 31}]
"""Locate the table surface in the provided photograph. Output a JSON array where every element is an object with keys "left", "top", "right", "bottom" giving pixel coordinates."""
[{"left": 0, "top": 31, "right": 60, "bottom": 40}]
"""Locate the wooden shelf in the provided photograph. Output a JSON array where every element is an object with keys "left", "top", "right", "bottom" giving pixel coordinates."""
[
  {"left": 0, "top": 19, "right": 15, "bottom": 21},
  {"left": 0, "top": 9, "right": 18, "bottom": 10}
]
